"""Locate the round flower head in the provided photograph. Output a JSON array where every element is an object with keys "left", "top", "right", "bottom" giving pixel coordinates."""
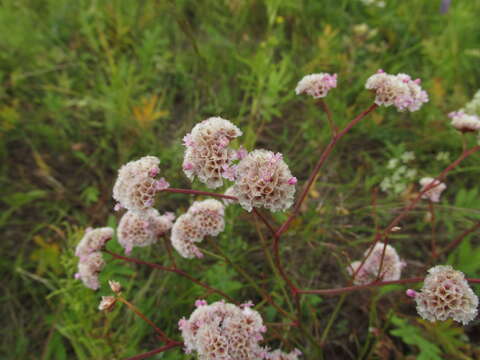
[
  {"left": 75, "top": 227, "right": 113, "bottom": 260},
  {"left": 412, "top": 265, "right": 478, "bottom": 325},
  {"left": 117, "top": 208, "right": 175, "bottom": 254},
  {"left": 419, "top": 177, "right": 446, "bottom": 203},
  {"left": 295, "top": 73, "right": 337, "bottom": 99},
  {"left": 170, "top": 213, "right": 205, "bottom": 259},
  {"left": 266, "top": 349, "right": 302, "bottom": 360},
  {"left": 365, "top": 70, "right": 428, "bottom": 112},
  {"left": 179, "top": 300, "right": 266, "bottom": 360},
  {"left": 112, "top": 156, "right": 169, "bottom": 213},
  {"left": 449, "top": 111, "right": 480, "bottom": 133},
  {"left": 347, "top": 243, "right": 404, "bottom": 285},
  {"left": 76, "top": 252, "right": 105, "bottom": 290},
  {"left": 182, "top": 117, "right": 243, "bottom": 189},
  {"left": 170, "top": 200, "right": 226, "bottom": 259},
  {"left": 188, "top": 199, "right": 225, "bottom": 236},
  {"left": 232, "top": 149, "right": 296, "bottom": 212}
]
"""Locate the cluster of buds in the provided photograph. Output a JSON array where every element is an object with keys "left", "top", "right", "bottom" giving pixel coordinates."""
[
  {"left": 365, "top": 70, "right": 428, "bottom": 112},
  {"left": 75, "top": 227, "right": 113, "bottom": 290},
  {"left": 117, "top": 208, "right": 175, "bottom": 254},
  {"left": 113, "top": 156, "right": 169, "bottom": 214},
  {"left": 98, "top": 280, "right": 123, "bottom": 312},
  {"left": 407, "top": 265, "right": 478, "bottom": 325},
  {"left": 179, "top": 300, "right": 267, "bottom": 359},
  {"left": 171, "top": 199, "right": 225, "bottom": 258},
  {"left": 347, "top": 243, "right": 405, "bottom": 285}
]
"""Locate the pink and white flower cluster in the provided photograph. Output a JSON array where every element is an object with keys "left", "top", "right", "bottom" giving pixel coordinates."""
[
  {"left": 409, "top": 265, "right": 478, "bottom": 325},
  {"left": 229, "top": 149, "right": 297, "bottom": 212},
  {"left": 295, "top": 73, "right": 337, "bottom": 99},
  {"left": 75, "top": 227, "right": 113, "bottom": 290},
  {"left": 347, "top": 243, "right": 405, "bottom": 285},
  {"left": 182, "top": 119, "right": 297, "bottom": 212},
  {"left": 448, "top": 111, "right": 480, "bottom": 133},
  {"left": 183, "top": 117, "right": 243, "bottom": 189},
  {"left": 117, "top": 208, "right": 175, "bottom": 254},
  {"left": 113, "top": 156, "right": 169, "bottom": 214},
  {"left": 171, "top": 199, "right": 225, "bottom": 258},
  {"left": 179, "top": 300, "right": 267, "bottom": 360},
  {"left": 365, "top": 70, "right": 428, "bottom": 112}
]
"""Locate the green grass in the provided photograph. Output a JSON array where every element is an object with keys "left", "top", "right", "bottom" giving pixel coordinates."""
[{"left": 2, "top": 0, "right": 480, "bottom": 359}]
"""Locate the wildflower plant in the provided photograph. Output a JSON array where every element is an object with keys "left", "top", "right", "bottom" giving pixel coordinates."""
[{"left": 73, "top": 69, "right": 480, "bottom": 359}]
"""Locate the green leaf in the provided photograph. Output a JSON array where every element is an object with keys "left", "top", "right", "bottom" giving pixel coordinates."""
[{"left": 390, "top": 315, "right": 442, "bottom": 360}]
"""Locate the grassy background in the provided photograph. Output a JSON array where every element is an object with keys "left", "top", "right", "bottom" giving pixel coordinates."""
[{"left": 2, "top": 0, "right": 480, "bottom": 359}]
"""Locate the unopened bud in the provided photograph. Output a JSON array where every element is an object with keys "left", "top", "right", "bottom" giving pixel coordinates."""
[
  {"left": 99, "top": 296, "right": 116, "bottom": 312},
  {"left": 109, "top": 280, "right": 122, "bottom": 294}
]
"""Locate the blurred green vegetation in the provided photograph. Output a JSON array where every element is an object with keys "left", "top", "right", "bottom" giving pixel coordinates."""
[{"left": 1, "top": 0, "right": 480, "bottom": 359}]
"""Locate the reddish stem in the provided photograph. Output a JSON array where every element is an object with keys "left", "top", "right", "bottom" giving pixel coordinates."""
[
  {"left": 116, "top": 297, "right": 171, "bottom": 343},
  {"left": 428, "top": 201, "right": 437, "bottom": 258},
  {"left": 437, "top": 221, "right": 480, "bottom": 257},
  {"left": 318, "top": 99, "right": 337, "bottom": 135},
  {"left": 123, "top": 341, "right": 183, "bottom": 360},
  {"left": 252, "top": 208, "right": 277, "bottom": 237},
  {"left": 298, "top": 277, "right": 480, "bottom": 296},
  {"left": 276, "top": 103, "right": 378, "bottom": 237},
  {"left": 162, "top": 188, "right": 237, "bottom": 201},
  {"left": 352, "top": 146, "right": 480, "bottom": 281},
  {"left": 375, "top": 146, "right": 480, "bottom": 242},
  {"left": 104, "top": 249, "right": 237, "bottom": 304}
]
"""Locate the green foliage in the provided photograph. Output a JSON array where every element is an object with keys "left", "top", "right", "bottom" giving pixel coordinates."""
[{"left": 390, "top": 316, "right": 443, "bottom": 360}]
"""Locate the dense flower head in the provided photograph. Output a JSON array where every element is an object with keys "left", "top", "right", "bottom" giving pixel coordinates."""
[
  {"left": 171, "top": 214, "right": 204, "bottom": 259},
  {"left": 347, "top": 243, "right": 404, "bottom": 285},
  {"left": 117, "top": 208, "right": 175, "bottom": 254},
  {"left": 295, "top": 73, "right": 337, "bottom": 99},
  {"left": 412, "top": 265, "right": 478, "bottom": 325},
  {"left": 187, "top": 199, "right": 225, "bottom": 236},
  {"left": 171, "top": 199, "right": 225, "bottom": 259},
  {"left": 113, "top": 156, "right": 169, "bottom": 213},
  {"left": 365, "top": 70, "right": 428, "bottom": 112},
  {"left": 75, "top": 227, "right": 113, "bottom": 260},
  {"left": 448, "top": 111, "right": 480, "bottom": 133},
  {"left": 419, "top": 177, "right": 447, "bottom": 203},
  {"left": 76, "top": 252, "right": 105, "bottom": 290},
  {"left": 179, "top": 300, "right": 266, "bottom": 360},
  {"left": 183, "top": 117, "right": 243, "bottom": 189},
  {"left": 232, "top": 149, "right": 296, "bottom": 212},
  {"left": 265, "top": 349, "right": 302, "bottom": 360}
]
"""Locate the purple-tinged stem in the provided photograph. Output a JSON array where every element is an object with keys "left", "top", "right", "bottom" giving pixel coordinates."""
[
  {"left": 162, "top": 188, "right": 237, "bottom": 201},
  {"left": 104, "top": 249, "right": 237, "bottom": 304},
  {"left": 298, "top": 278, "right": 480, "bottom": 296},
  {"left": 276, "top": 103, "right": 378, "bottom": 237}
]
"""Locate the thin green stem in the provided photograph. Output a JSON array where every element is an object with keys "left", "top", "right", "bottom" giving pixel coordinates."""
[
  {"left": 116, "top": 296, "right": 170, "bottom": 343},
  {"left": 320, "top": 294, "right": 347, "bottom": 345}
]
